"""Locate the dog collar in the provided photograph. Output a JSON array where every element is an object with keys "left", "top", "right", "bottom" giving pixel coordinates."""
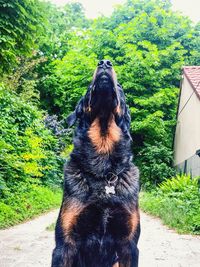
[{"left": 104, "top": 168, "right": 124, "bottom": 195}]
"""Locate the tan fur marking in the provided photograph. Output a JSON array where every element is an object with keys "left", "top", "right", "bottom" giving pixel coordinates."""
[
  {"left": 113, "top": 263, "right": 119, "bottom": 267},
  {"left": 111, "top": 68, "right": 117, "bottom": 87},
  {"left": 92, "top": 68, "right": 98, "bottom": 83},
  {"left": 88, "top": 116, "right": 121, "bottom": 154},
  {"left": 61, "top": 199, "right": 84, "bottom": 244},
  {"left": 115, "top": 105, "right": 121, "bottom": 115},
  {"left": 129, "top": 209, "right": 140, "bottom": 240}
]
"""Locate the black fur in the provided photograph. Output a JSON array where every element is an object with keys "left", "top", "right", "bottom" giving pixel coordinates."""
[{"left": 52, "top": 60, "right": 140, "bottom": 267}]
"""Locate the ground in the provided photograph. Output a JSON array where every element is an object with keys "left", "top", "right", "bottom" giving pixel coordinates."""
[{"left": 0, "top": 210, "right": 200, "bottom": 267}]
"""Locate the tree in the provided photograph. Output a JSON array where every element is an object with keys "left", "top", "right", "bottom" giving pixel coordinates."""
[
  {"left": 0, "top": 0, "right": 45, "bottom": 73},
  {"left": 38, "top": 2, "right": 90, "bottom": 60},
  {"left": 3, "top": 0, "right": 198, "bottom": 186}
]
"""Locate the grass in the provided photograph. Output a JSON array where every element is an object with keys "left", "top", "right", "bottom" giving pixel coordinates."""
[
  {"left": 46, "top": 222, "right": 56, "bottom": 231},
  {"left": 0, "top": 182, "right": 62, "bottom": 229},
  {"left": 139, "top": 175, "right": 200, "bottom": 234},
  {"left": 2, "top": 173, "right": 199, "bottom": 236},
  {"left": 139, "top": 189, "right": 200, "bottom": 234}
]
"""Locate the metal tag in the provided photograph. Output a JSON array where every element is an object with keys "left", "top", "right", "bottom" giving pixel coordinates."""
[{"left": 105, "top": 185, "right": 115, "bottom": 195}]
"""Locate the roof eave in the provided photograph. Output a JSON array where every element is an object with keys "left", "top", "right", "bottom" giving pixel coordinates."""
[{"left": 183, "top": 69, "right": 200, "bottom": 101}]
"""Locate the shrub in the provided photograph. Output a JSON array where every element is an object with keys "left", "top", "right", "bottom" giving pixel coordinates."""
[
  {"left": 159, "top": 174, "right": 199, "bottom": 194},
  {"left": 0, "top": 85, "right": 64, "bottom": 189},
  {"left": 140, "top": 174, "right": 200, "bottom": 234},
  {"left": 138, "top": 142, "right": 176, "bottom": 188},
  {"left": 0, "top": 180, "right": 62, "bottom": 228}
]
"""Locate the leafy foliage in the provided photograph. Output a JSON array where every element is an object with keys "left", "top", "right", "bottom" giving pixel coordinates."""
[
  {"left": 0, "top": 85, "right": 64, "bottom": 190},
  {"left": 36, "top": 0, "right": 200, "bottom": 184},
  {"left": 0, "top": 0, "right": 200, "bottom": 227},
  {"left": 139, "top": 142, "right": 175, "bottom": 187},
  {"left": 39, "top": 2, "right": 90, "bottom": 59},
  {"left": 140, "top": 175, "right": 200, "bottom": 234},
  {"left": 159, "top": 174, "right": 199, "bottom": 193},
  {"left": 38, "top": 51, "right": 97, "bottom": 115},
  {"left": 0, "top": 0, "right": 45, "bottom": 73}
]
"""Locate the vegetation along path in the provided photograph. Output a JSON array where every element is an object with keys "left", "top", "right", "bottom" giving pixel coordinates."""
[{"left": 0, "top": 210, "right": 200, "bottom": 267}]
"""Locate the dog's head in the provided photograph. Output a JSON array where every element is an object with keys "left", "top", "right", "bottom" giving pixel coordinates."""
[
  {"left": 67, "top": 60, "right": 131, "bottom": 153},
  {"left": 88, "top": 59, "right": 120, "bottom": 117}
]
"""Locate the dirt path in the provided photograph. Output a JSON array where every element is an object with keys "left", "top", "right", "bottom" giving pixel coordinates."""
[
  {"left": 139, "top": 213, "right": 200, "bottom": 267},
  {"left": 0, "top": 210, "right": 200, "bottom": 267},
  {"left": 0, "top": 210, "right": 58, "bottom": 267}
]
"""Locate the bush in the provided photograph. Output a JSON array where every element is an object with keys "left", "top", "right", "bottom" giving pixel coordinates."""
[
  {"left": 159, "top": 174, "right": 198, "bottom": 193},
  {"left": 0, "top": 84, "right": 66, "bottom": 228},
  {"left": 0, "top": 85, "right": 64, "bottom": 189},
  {"left": 140, "top": 174, "right": 200, "bottom": 234},
  {"left": 0, "top": 180, "right": 62, "bottom": 228},
  {"left": 0, "top": 0, "right": 45, "bottom": 73},
  {"left": 137, "top": 142, "right": 176, "bottom": 188}
]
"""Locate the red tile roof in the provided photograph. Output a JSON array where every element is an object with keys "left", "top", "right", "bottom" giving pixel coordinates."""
[{"left": 183, "top": 66, "right": 200, "bottom": 100}]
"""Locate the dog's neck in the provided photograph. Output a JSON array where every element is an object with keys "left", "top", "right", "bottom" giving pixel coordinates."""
[
  {"left": 70, "top": 116, "right": 132, "bottom": 176},
  {"left": 87, "top": 115, "right": 121, "bottom": 155}
]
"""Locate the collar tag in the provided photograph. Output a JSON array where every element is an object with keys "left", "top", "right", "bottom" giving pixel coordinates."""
[{"left": 105, "top": 185, "right": 116, "bottom": 195}]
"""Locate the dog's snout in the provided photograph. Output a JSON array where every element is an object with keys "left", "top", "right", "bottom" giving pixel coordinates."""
[
  {"left": 106, "top": 60, "right": 112, "bottom": 67},
  {"left": 98, "top": 60, "right": 104, "bottom": 66},
  {"left": 97, "top": 59, "right": 112, "bottom": 69}
]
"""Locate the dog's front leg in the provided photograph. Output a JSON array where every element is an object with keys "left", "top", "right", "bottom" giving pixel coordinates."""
[
  {"left": 51, "top": 198, "right": 84, "bottom": 267},
  {"left": 116, "top": 239, "right": 139, "bottom": 267},
  {"left": 51, "top": 243, "right": 77, "bottom": 267}
]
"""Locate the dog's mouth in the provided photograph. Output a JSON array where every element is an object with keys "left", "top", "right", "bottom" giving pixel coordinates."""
[
  {"left": 97, "top": 73, "right": 111, "bottom": 87},
  {"left": 93, "top": 72, "right": 115, "bottom": 93}
]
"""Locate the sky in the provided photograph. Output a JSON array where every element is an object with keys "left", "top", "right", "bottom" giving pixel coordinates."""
[{"left": 49, "top": 0, "right": 200, "bottom": 23}]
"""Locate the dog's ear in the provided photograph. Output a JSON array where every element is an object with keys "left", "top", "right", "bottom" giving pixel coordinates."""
[
  {"left": 115, "top": 85, "right": 132, "bottom": 141},
  {"left": 116, "top": 85, "right": 131, "bottom": 126},
  {"left": 124, "top": 104, "right": 132, "bottom": 141},
  {"left": 66, "top": 98, "right": 84, "bottom": 127},
  {"left": 66, "top": 111, "right": 77, "bottom": 127},
  {"left": 124, "top": 104, "right": 131, "bottom": 128}
]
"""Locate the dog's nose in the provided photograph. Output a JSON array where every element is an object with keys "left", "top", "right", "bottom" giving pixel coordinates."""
[{"left": 97, "top": 59, "right": 112, "bottom": 69}]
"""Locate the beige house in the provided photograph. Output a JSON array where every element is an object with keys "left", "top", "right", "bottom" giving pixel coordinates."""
[{"left": 174, "top": 66, "right": 200, "bottom": 176}]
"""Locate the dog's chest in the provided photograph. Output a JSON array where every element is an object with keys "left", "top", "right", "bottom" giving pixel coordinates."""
[{"left": 73, "top": 201, "right": 131, "bottom": 240}]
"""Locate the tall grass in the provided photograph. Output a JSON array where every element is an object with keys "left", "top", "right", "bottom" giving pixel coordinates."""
[
  {"left": 0, "top": 182, "right": 62, "bottom": 229},
  {"left": 140, "top": 175, "right": 200, "bottom": 234}
]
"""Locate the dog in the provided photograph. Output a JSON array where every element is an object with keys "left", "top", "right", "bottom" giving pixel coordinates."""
[{"left": 51, "top": 59, "right": 140, "bottom": 267}]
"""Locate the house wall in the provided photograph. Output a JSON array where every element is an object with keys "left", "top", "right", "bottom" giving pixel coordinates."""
[
  {"left": 177, "top": 154, "right": 200, "bottom": 177},
  {"left": 174, "top": 75, "right": 200, "bottom": 167}
]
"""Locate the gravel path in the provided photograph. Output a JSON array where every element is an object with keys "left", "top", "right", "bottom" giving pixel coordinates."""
[
  {"left": 139, "top": 212, "right": 200, "bottom": 267},
  {"left": 0, "top": 210, "right": 200, "bottom": 267}
]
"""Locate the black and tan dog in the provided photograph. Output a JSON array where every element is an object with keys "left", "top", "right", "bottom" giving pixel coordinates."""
[{"left": 52, "top": 60, "right": 140, "bottom": 267}]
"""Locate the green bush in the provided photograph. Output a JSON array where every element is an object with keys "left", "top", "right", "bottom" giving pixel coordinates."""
[
  {"left": 138, "top": 142, "right": 176, "bottom": 188},
  {"left": 0, "top": 85, "right": 64, "bottom": 189},
  {"left": 159, "top": 174, "right": 198, "bottom": 193},
  {"left": 0, "top": 0, "right": 45, "bottom": 73},
  {"left": 0, "top": 180, "right": 62, "bottom": 228},
  {"left": 0, "top": 84, "right": 66, "bottom": 228},
  {"left": 140, "top": 175, "right": 200, "bottom": 234}
]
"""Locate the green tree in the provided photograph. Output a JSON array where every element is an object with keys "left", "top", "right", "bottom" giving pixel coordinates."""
[
  {"left": 0, "top": 84, "right": 63, "bottom": 191},
  {"left": 35, "top": 2, "right": 91, "bottom": 114},
  {"left": 38, "top": 0, "right": 200, "bottom": 185},
  {"left": 39, "top": 2, "right": 89, "bottom": 59},
  {"left": 3, "top": 0, "right": 199, "bottom": 186},
  {"left": 0, "top": 0, "right": 45, "bottom": 73}
]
